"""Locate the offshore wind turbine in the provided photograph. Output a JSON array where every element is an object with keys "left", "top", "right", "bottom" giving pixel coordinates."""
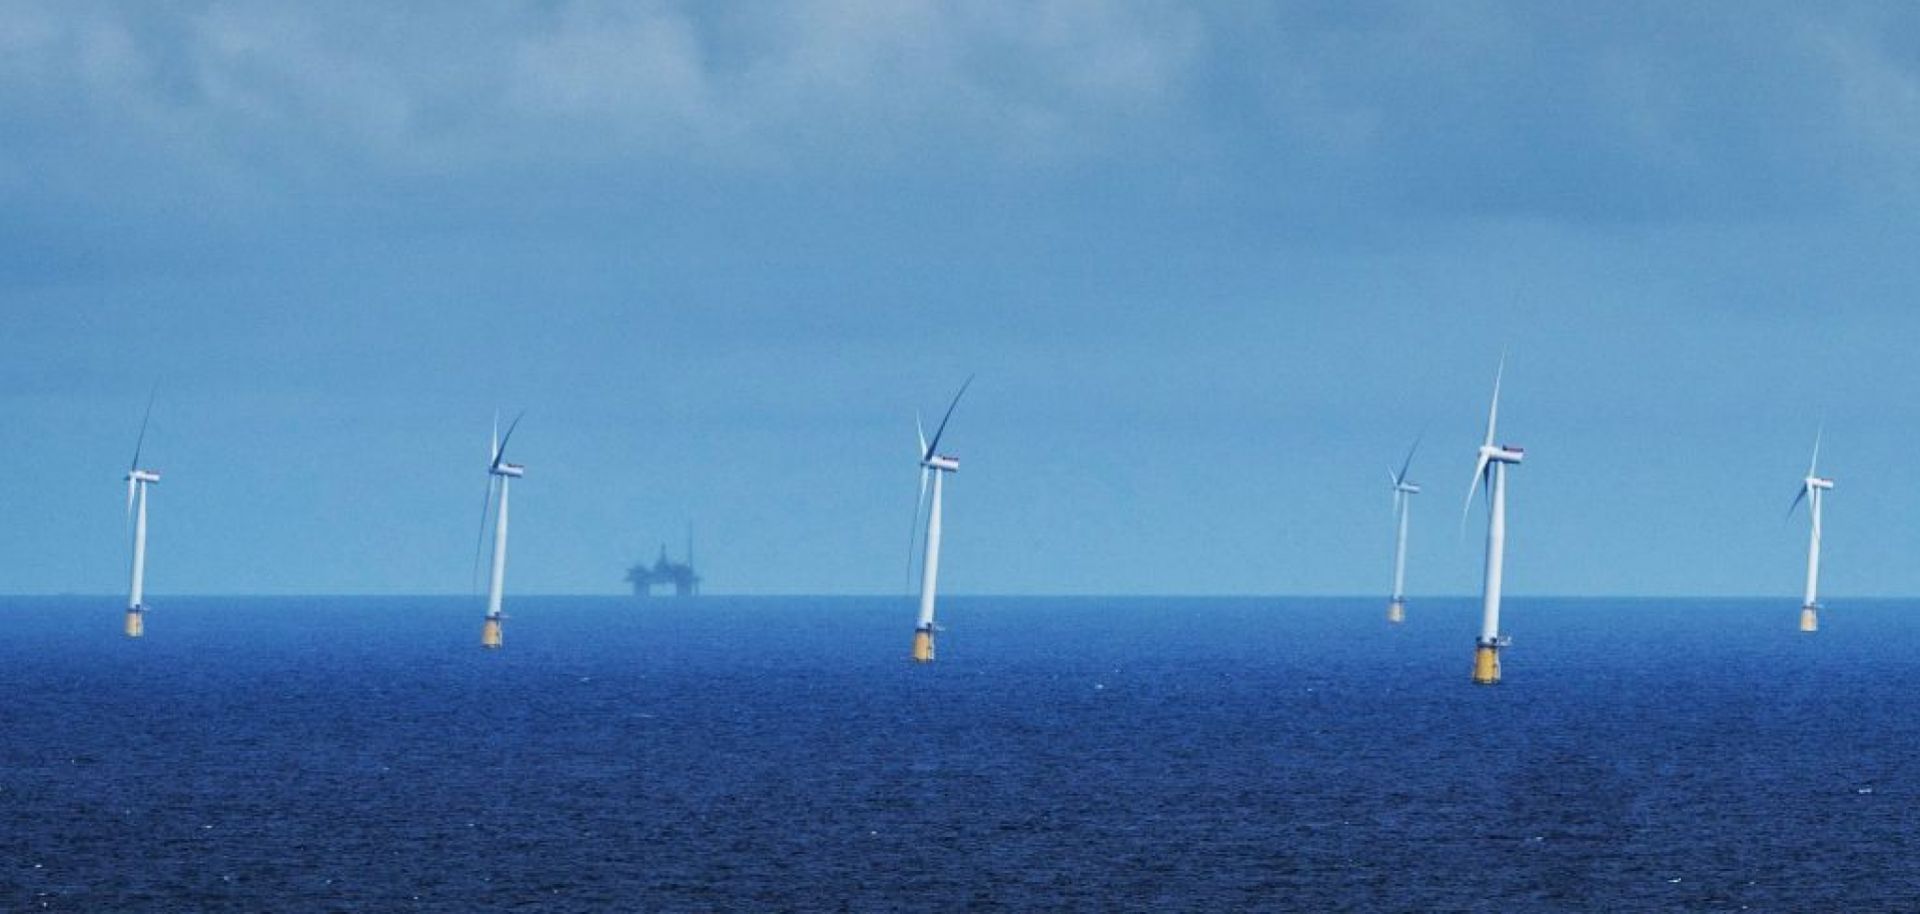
[
  {"left": 476, "top": 412, "right": 526, "bottom": 649},
  {"left": 908, "top": 376, "right": 972, "bottom": 663},
  {"left": 1386, "top": 436, "right": 1421, "bottom": 624},
  {"left": 123, "top": 393, "right": 161, "bottom": 638},
  {"left": 1463, "top": 359, "right": 1523, "bottom": 684},
  {"left": 1787, "top": 430, "right": 1833, "bottom": 633}
]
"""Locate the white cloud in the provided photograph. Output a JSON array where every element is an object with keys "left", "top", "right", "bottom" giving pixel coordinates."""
[
  {"left": 5, "top": 1, "right": 1920, "bottom": 224},
  {"left": 0, "top": 0, "right": 1204, "bottom": 181},
  {"left": 500, "top": 2, "right": 738, "bottom": 160},
  {"left": 1814, "top": 15, "right": 1920, "bottom": 198}
]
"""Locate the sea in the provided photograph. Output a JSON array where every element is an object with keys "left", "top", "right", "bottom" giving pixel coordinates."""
[{"left": 0, "top": 595, "right": 1915, "bottom": 912}]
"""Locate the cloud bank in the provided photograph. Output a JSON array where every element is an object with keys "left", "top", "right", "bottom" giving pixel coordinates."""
[{"left": 3, "top": 1, "right": 1918, "bottom": 223}]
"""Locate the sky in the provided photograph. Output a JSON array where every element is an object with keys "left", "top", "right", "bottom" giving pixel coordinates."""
[{"left": 5, "top": 1, "right": 1920, "bottom": 598}]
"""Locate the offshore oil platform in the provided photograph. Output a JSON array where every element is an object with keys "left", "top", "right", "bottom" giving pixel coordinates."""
[{"left": 627, "top": 526, "right": 701, "bottom": 597}]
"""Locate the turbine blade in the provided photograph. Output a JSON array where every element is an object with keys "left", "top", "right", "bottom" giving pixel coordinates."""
[
  {"left": 923, "top": 375, "right": 974, "bottom": 462},
  {"left": 1462, "top": 455, "right": 1490, "bottom": 531},
  {"left": 472, "top": 476, "right": 498, "bottom": 595},
  {"left": 906, "top": 466, "right": 929, "bottom": 593},
  {"left": 916, "top": 412, "right": 927, "bottom": 460},
  {"left": 1787, "top": 483, "right": 1808, "bottom": 520},
  {"left": 493, "top": 411, "right": 525, "bottom": 469},
  {"left": 125, "top": 476, "right": 136, "bottom": 526},
  {"left": 1483, "top": 356, "right": 1504, "bottom": 449},
  {"left": 1808, "top": 427, "right": 1822, "bottom": 478},
  {"left": 129, "top": 387, "right": 156, "bottom": 471},
  {"left": 1397, "top": 433, "right": 1422, "bottom": 485},
  {"left": 491, "top": 411, "right": 500, "bottom": 465}
]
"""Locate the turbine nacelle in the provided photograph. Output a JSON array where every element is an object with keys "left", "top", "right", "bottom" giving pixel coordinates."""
[
  {"left": 1805, "top": 476, "right": 1833, "bottom": 491},
  {"left": 1480, "top": 444, "right": 1524, "bottom": 465},
  {"left": 126, "top": 469, "right": 161, "bottom": 484},
  {"left": 491, "top": 462, "right": 526, "bottom": 478},
  {"left": 923, "top": 454, "right": 959, "bottom": 473},
  {"left": 1395, "top": 481, "right": 1421, "bottom": 494}
]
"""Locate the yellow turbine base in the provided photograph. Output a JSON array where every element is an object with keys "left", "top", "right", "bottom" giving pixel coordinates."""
[
  {"left": 1472, "top": 644, "right": 1501, "bottom": 685},
  {"left": 481, "top": 617, "right": 504, "bottom": 649},
  {"left": 1800, "top": 607, "right": 1818, "bottom": 633},
  {"left": 124, "top": 609, "right": 144, "bottom": 639},
  {"left": 911, "top": 629, "right": 935, "bottom": 663},
  {"left": 1387, "top": 601, "right": 1405, "bottom": 624}
]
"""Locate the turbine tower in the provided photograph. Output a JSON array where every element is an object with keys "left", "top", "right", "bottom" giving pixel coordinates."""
[
  {"left": 1788, "top": 430, "right": 1833, "bottom": 633},
  {"left": 1463, "top": 359, "right": 1523, "bottom": 684},
  {"left": 123, "top": 394, "right": 160, "bottom": 639},
  {"left": 1386, "top": 436, "right": 1421, "bottom": 624},
  {"left": 477, "top": 412, "right": 526, "bottom": 649},
  {"left": 909, "top": 377, "right": 972, "bottom": 663}
]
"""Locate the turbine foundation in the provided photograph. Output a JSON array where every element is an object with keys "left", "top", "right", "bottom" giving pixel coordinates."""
[
  {"left": 911, "top": 626, "right": 935, "bottom": 663},
  {"left": 481, "top": 615, "right": 504, "bottom": 649},
  {"left": 124, "top": 607, "right": 144, "bottom": 639},
  {"left": 1800, "top": 606, "right": 1818, "bottom": 633},
  {"left": 1387, "top": 600, "right": 1405, "bottom": 624},
  {"left": 1471, "top": 640, "right": 1500, "bottom": 685}
]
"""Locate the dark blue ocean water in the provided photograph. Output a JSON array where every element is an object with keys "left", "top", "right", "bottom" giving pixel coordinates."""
[{"left": 0, "top": 595, "right": 1916, "bottom": 912}]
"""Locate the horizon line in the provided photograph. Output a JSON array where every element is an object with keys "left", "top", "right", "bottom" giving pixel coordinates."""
[{"left": 0, "top": 592, "right": 1898, "bottom": 602}]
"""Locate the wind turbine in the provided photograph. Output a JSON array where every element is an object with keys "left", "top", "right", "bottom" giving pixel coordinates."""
[
  {"left": 1386, "top": 436, "right": 1421, "bottom": 624},
  {"left": 909, "top": 376, "right": 972, "bottom": 663},
  {"left": 476, "top": 412, "right": 526, "bottom": 649},
  {"left": 123, "top": 393, "right": 160, "bottom": 638},
  {"left": 1463, "top": 359, "right": 1523, "bottom": 684},
  {"left": 1787, "top": 429, "right": 1833, "bottom": 633}
]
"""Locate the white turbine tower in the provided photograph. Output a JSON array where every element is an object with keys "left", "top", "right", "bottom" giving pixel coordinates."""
[
  {"left": 123, "top": 393, "right": 160, "bottom": 639},
  {"left": 1788, "top": 430, "right": 1833, "bottom": 633},
  {"left": 1463, "top": 359, "right": 1523, "bottom": 684},
  {"left": 477, "top": 412, "right": 526, "bottom": 649},
  {"left": 1386, "top": 436, "right": 1421, "bottom": 624},
  {"left": 909, "top": 377, "right": 972, "bottom": 663}
]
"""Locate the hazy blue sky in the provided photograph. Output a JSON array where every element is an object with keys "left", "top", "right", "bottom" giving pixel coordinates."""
[{"left": 5, "top": 1, "right": 1920, "bottom": 598}]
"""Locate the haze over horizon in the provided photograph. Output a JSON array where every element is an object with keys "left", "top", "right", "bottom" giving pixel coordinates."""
[{"left": 6, "top": 2, "right": 1920, "bottom": 599}]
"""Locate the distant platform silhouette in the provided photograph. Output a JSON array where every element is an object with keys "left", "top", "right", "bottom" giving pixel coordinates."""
[{"left": 627, "top": 541, "right": 700, "bottom": 597}]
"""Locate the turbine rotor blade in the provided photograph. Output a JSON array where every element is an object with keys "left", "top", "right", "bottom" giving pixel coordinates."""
[
  {"left": 1483, "top": 357, "right": 1504, "bottom": 449},
  {"left": 922, "top": 375, "right": 974, "bottom": 462},
  {"left": 1808, "top": 427, "right": 1822, "bottom": 478},
  {"left": 472, "top": 475, "right": 498, "bottom": 595},
  {"left": 1462, "top": 455, "right": 1490, "bottom": 530},
  {"left": 906, "top": 466, "right": 929, "bottom": 592},
  {"left": 1787, "top": 483, "right": 1809, "bottom": 520},
  {"left": 493, "top": 411, "right": 525, "bottom": 469},
  {"left": 126, "top": 476, "right": 136, "bottom": 525},
  {"left": 1397, "top": 433, "right": 1422, "bottom": 485},
  {"left": 916, "top": 412, "right": 927, "bottom": 460},
  {"left": 130, "top": 387, "right": 156, "bottom": 471}
]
